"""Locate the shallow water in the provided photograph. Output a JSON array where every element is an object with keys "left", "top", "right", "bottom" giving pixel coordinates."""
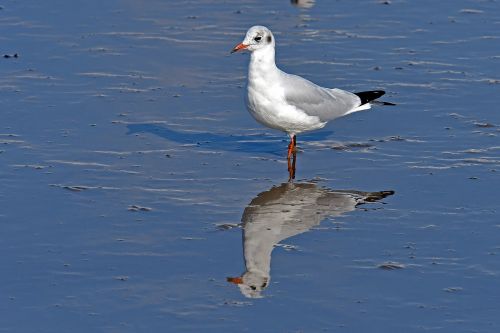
[{"left": 1, "top": 0, "right": 499, "bottom": 332}]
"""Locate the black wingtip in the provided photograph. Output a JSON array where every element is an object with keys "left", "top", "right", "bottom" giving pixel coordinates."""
[{"left": 354, "top": 90, "right": 386, "bottom": 105}]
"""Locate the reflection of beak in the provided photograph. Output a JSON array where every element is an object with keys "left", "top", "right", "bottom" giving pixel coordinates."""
[
  {"left": 227, "top": 276, "right": 243, "bottom": 284},
  {"left": 230, "top": 43, "right": 248, "bottom": 54}
]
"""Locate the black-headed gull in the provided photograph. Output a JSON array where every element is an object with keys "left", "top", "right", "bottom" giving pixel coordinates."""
[{"left": 231, "top": 25, "right": 391, "bottom": 159}]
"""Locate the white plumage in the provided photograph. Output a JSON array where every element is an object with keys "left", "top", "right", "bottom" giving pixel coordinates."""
[{"left": 232, "top": 26, "right": 388, "bottom": 157}]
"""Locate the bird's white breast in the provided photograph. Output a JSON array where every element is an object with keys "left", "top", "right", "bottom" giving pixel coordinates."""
[{"left": 245, "top": 50, "right": 325, "bottom": 135}]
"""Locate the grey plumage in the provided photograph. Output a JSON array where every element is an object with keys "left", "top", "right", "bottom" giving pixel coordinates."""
[{"left": 281, "top": 72, "right": 363, "bottom": 122}]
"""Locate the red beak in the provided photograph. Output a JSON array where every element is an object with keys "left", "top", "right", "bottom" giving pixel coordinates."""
[
  {"left": 231, "top": 43, "right": 248, "bottom": 54},
  {"left": 227, "top": 276, "right": 243, "bottom": 284}
]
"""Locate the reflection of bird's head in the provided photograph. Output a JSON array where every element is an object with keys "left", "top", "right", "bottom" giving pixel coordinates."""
[{"left": 227, "top": 270, "right": 269, "bottom": 299}]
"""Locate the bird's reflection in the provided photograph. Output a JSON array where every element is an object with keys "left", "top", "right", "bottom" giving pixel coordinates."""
[
  {"left": 291, "top": 0, "right": 315, "bottom": 8},
  {"left": 227, "top": 182, "right": 394, "bottom": 298}
]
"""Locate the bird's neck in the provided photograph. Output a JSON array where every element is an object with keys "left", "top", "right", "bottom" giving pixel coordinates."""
[{"left": 248, "top": 46, "right": 277, "bottom": 81}]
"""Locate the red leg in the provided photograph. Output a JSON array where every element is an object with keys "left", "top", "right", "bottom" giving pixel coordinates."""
[
  {"left": 287, "top": 135, "right": 296, "bottom": 159},
  {"left": 287, "top": 141, "right": 293, "bottom": 159},
  {"left": 287, "top": 135, "right": 297, "bottom": 181}
]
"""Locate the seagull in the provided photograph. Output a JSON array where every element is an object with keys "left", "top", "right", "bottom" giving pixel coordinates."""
[{"left": 231, "top": 25, "right": 392, "bottom": 159}]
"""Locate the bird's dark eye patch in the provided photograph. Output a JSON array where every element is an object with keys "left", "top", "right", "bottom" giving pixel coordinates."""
[
  {"left": 254, "top": 36, "right": 262, "bottom": 42},
  {"left": 250, "top": 285, "right": 257, "bottom": 290},
  {"left": 267, "top": 36, "right": 272, "bottom": 43}
]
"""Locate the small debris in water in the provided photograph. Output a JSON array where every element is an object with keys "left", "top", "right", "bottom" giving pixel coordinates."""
[
  {"left": 444, "top": 286, "right": 463, "bottom": 293},
  {"left": 474, "top": 122, "right": 495, "bottom": 128},
  {"left": 181, "top": 237, "right": 205, "bottom": 240},
  {"left": 371, "top": 135, "right": 409, "bottom": 143},
  {"left": 378, "top": 262, "right": 405, "bottom": 270},
  {"left": 275, "top": 243, "right": 298, "bottom": 251},
  {"left": 128, "top": 205, "right": 152, "bottom": 212},
  {"left": 14, "top": 164, "right": 47, "bottom": 170},
  {"left": 462, "top": 149, "right": 483, "bottom": 154},
  {"left": 114, "top": 276, "right": 129, "bottom": 281},
  {"left": 62, "top": 185, "right": 90, "bottom": 192},
  {"left": 223, "top": 300, "right": 252, "bottom": 307},
  {"left": 332, "top": 142, "right": 373, "bottom": 151},
  {"left": 216, "top": 223, "right": 240, "bottom": 230},
  {"left": 3, "top": 53, "right": 18, "bottom": 59},
  {"left": 460, "top": 9, "right": 484, "bottom": 14}
]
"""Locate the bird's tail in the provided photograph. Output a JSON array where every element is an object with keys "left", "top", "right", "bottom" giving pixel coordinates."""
[
  {"left": 354, "top": 90, "right": 395, "bottom": 106},
  {"left": 354, "top": 90, "right": 385, "bottom": 104}
]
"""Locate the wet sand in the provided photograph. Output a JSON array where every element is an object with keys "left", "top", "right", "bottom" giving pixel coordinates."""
[{"left": 1, "top": 0, "right": 499, "bottom": 332}]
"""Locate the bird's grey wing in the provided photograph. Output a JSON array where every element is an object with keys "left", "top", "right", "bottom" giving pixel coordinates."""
[{"left": 281, "top": 73, "right": 361, "bottom": 121}]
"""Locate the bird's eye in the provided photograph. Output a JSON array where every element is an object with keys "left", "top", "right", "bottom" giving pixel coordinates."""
[
  {"left": 254, "top": 36, "right": 262, "bottom": 42},
  {"left": 250, "top": 285, "right": 257, "bottom": 290}
]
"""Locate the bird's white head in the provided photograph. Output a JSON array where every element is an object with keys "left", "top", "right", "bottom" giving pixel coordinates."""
[{"left": 231, "top": 25, "right": 275, "bottom": 54}]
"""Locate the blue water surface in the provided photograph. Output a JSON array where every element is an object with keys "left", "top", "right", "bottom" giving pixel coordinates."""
[{"left": 1, "top": 0, "right": 499, "bottom": 332}]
